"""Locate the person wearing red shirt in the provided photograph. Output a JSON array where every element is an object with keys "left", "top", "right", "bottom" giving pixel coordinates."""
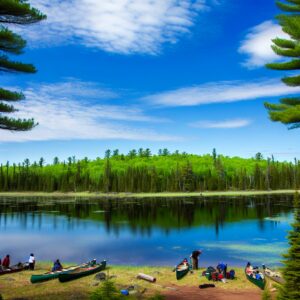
[{"left": 2, "top": 255, "right": 10, "bottom": 268}]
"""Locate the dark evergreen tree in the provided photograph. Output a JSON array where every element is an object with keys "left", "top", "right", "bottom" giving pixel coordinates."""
[
  {"left": 144, "top": 148, "right": 151, "bottom": 157},
  {"left": 53, "top": 157, "right": 59, "bottom": 165},
  {"left": 112, "top": 149, "right": 119, "bottom": 157},
  {"left": 0, "top": 0, "right": 45, "bottom": 131},
  {"left": 212, "top": 148, "right": 217, "bottom": 164},
  {"left": 39, "top": 157, "right": 44, "bottom": 167},
  {"left": 162, "top": 148, "right": 170, "bottom": 156},
  {"left": 128, "top": 149, "right": 137, "bottom": 158},
  {"left": 277, "top": 192, "right": 300, "bottom": 299},
  {"left": 105, "top": 149, "right": 111, "bottom": 159},
  {"left": 138, "top": 148, "right": 144, "bottom": 157},
  {"left": 264, "top": 0, "right": 300, "bottom": 129},
  {"left": 255, "top": 152, "right": 263, "bottom": 161}
]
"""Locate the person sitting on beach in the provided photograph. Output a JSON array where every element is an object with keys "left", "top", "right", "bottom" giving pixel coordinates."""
[
  {"left": 255, "top": 271, "right": 263, "bottom": 280},
  {"left": 182, "top": 258, "right": 189, "bottom": 266},
  {"left": 28, "top": 253, "right": 35, "bottom": 270},
  {"left": 246, "top": 262, "right": 253, "bottom": 275},
  {"left": 2, "top": 255, "right": 10, "bottom": 269},
  {"left": 52, "top": 259, "right": 63, "bottom": 272},
  {"left": 217, "top": 262, "right": 227, "bottom": 276}
]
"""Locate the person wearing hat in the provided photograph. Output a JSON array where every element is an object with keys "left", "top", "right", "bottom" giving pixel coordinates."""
[{"left": 190, "top": 250, "right": 202, "bottom": 270}]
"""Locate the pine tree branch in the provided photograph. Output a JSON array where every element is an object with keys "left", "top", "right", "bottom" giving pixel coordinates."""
[
  {"left": 272, "top": 38, "right": 297, "bottom": 49},
  {"left": 284, "top": 0, "right": 300, "bottom": 5},
  {"left": 266, "top": 59, "right": 300, "bottom": 70},
  {"left": 0, "top": 0, "right": 46, "bottom": 24},
  {"left": 268, "top": 106, "right": 300, "bottom": 124},
  {"left": 276, "top": 1, "right": 300, "bottom": 12},
  {"left": 271, "top": 45, "right": 300, "bottom": 57},
  {"left": 264, "top": 102, "right": 289, "bottom": 111},
  {"left": 0, "top": 54, "right": 36, "bottom": 73},
  {"left": 0, "top": 115, "right": 37, "bottom": 131},
  {"left": 0, "top": 102, "right": 16, "bottom": 112},
  {"left": 0, "top": 26, "right": 26, "bottom": 54},
  {"left": 280, "top": 97, "right": 300, "bottom": 105},
  {"left": 277, "top": 15, "right": 300, "bottom": 40},
  {"left": 0, "top": 88, "right": 24, "bottom": 101},
  {"left": 282, "top": 74, "right": 300, "bottom": 86}
]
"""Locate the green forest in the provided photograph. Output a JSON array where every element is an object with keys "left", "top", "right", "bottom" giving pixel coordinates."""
[{"left": 0, "top": 149, "right": 299, "bottom": 193}]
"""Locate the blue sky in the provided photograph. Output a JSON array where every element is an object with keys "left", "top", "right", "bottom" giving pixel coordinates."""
[{"left": 1, "top": 0, "right": 300, "bottom": 164}]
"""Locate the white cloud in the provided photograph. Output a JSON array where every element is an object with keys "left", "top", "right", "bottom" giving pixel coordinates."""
[
  {"left": 0, "top": 80, "right": 177, "bottom": 142},
  {"left": 190, "top": 118, "right": 251, "bottom": 129},
  {"left": 33, "top": 79, "right": 119, "bottom": 100},
  {"left": 239, "top": 21, "right": 289, "bottom": 68},
  {"left": 14, "top": 0, "right": 210, "bottom": 54},
  {"left": 144, "top": 79, "right": 300, "bottom": 107}
]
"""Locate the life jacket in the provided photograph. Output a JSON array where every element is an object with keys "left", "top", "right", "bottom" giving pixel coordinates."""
[{"left": 256, "top": 273, "right": 262, "bottom": 280}]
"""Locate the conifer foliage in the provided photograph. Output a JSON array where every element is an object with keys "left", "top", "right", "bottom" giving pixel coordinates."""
[
  {"left": 277, "top": 192, "right": 300, "bottom": 299},
  {"left": 265, "top": 0, "right": 300, "bottom": 129},
  {"left": 0, "top": 0, "right": 45, "bottom": 131},
  {"left": 0, "top": 150, "right": 299, "bottom": 193}
]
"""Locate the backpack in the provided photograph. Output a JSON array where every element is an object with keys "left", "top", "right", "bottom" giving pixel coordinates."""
[
  {"left": 207, "top": 266, "right": 216, "bottom": 273},
  {"left": 229, "top": 270, "right": 235, "bottom": 279}
]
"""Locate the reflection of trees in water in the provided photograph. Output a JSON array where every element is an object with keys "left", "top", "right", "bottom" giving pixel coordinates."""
[{"left": 0, "top": 195, "right": 294, "bottom": 236}]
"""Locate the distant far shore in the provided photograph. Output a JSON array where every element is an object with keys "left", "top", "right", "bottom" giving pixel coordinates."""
[{"left": 0, "top": 189, "right": 298, "bottom": 198}]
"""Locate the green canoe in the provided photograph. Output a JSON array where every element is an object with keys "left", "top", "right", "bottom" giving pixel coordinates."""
[
  {"left": 58, "top": 260, "right": 106, "bottom": 283},
  {"left": 245, "top": 266, "right": 266, "bottom": 290},
  {"left": 176, "top": 259, "right": 190, "bottom": 280},
  {"left": 30, "top": 263, "right": 86, "bottom": 284}
]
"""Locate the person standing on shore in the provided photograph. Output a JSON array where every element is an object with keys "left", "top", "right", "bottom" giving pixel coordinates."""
[
  {"left": 190, "top": 250, "right": 202, "bottom": 270},
  {"left": 28, "top": 253, "right": 35, "bottom": 270}
]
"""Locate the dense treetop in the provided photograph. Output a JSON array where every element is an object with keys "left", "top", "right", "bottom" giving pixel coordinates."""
[{"left": 0, "top": 149, "right": 299, "bottom": 193}]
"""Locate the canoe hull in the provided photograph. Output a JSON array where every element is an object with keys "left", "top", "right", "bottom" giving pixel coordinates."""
[
  {"left": 0, "top": 264, "right": 25, "bottom": 276},
  {"left": 31, "top": 272, "right": 60, "bottom": 283},
  {"left": 31, "top": 264, "right": 86, "bottom": 284},
  {"left": 263, "top": 267, "right": 285, "bottom": 285},
  {"left": 176, "top": 260, "right": 190, "bottom": 280},
  {"left": 58, "top": 261, "right": 106, "bottom": 283},
  {"left": 245, "top": 268, "right": 266, "bottom": 290}
]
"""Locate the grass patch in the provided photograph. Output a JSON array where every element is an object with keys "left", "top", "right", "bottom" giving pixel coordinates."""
[{"left": 0, "top": 263, "right": 261, "bottom": 299}]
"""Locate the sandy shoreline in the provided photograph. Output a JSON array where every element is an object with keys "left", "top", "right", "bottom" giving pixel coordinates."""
[
  {"left": 0, "top": 189, "right": 298, "bottom": 199},
  {"left": 0, "top": 264, "right": 278, "bottom": 299}
]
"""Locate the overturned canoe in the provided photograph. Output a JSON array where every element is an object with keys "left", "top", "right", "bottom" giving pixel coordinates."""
[
  {"left": 176, "top": 259, "right": 190, "bottom": 280},
  {"left": 262, "top": 265, "right": 285, "bottom": 285},
  {"left": 31, "top": 263, "right": 85, "bottom": 284},
  {"left": 245, "top": 265, "right": 266, "bottom": 290},
  {"left": 58, "top": 260, "right": 106, "bottom": 283}
]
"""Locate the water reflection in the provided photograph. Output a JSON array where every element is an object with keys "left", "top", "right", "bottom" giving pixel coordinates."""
[{"left": 0, "top": 195, "right": 294, "bottom": 266}]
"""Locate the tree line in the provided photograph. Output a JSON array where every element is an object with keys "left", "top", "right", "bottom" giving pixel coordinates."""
[{"left": 0, "top": 149, "right": 299, "bottom": 193}]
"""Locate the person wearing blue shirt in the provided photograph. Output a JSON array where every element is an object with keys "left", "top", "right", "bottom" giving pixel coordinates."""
[{"left": 52, "top": 259, "right": 63, "bottom": 272}]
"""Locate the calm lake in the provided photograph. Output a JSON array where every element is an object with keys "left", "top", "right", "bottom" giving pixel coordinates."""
[{"left": 0, "top": 195, "right": 294, "bottom": 267}]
